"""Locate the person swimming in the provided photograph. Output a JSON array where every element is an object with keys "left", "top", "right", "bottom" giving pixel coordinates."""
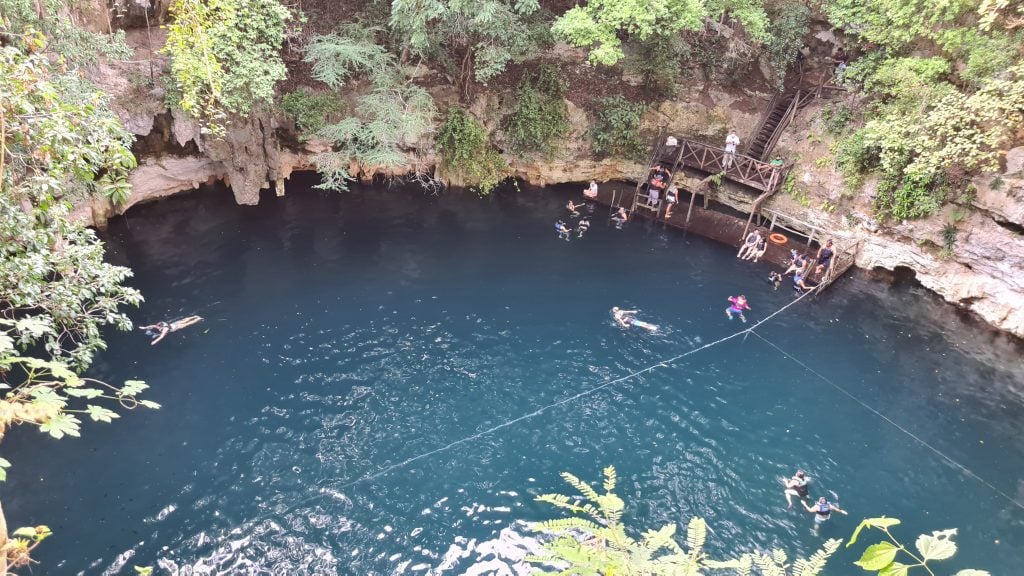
[
  {"left": 576, "top": 218, "right": 590, "bottom": 238},
  {"left": 803, "top": 496, "right": 847, "bottom": 530},
  {"left": 139, "top": 315, "right": 203, "bottom": 345},
  {"left": 611, "top": 207, "right": 628, "bottom": 229},
  {"left": 567, "top": 200, "right": 581, "bottom": 218},
  {"left": 555, "top": 220, "right": 571, "bottom": 241},
  {"left": 768, "top": 271, "right": 783, "bottom": 290},
  {"left": 725, "top": 295, "right": 751, "bottom": 322},
  {"left": 783, "top": 470, "right": 810, "bottom": 508}
]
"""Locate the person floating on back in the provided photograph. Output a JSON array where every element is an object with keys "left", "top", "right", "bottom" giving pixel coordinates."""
[
  {"left": 611, "top": 307, "right": 658, "bottom": 332},
  {"left": 139, "top": 315, "right": 203, "bottom": 345},
  {"left": 782, "top": 470, "right": 810, "bottom": 508},
  {"left": 725, "top": 295, "right": 750, "bottom": 322}
]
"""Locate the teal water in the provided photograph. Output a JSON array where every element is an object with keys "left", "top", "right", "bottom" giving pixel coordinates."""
[{"left": 3, "top": 177, "right": 1023, "bottom": 575}]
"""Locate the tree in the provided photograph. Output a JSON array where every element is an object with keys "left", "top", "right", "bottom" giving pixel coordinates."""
[
  {"left": 1, "top": 32, "right": 156, "bottom": 573},
  {"left": 436, "top": 106, "right": 508, "bottom": 194},
  {"left": 551, "top": 0, "right": 706, "bottom": 66},
  {"left": 303, "top": 25, "right": 437, "bottom": 191},
  {"left": 0, "top": 0, "right": 131, "bottom": 65},
  {"left": 162, "top": 0, "right": 291, "bottom": 134},
  {"left": 389, "top": 0, "right": 549, "bottom": 98}
]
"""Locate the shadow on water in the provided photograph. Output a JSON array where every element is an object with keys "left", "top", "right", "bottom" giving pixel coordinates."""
[{"left": 1, "top": 175, "right": 1022, "bottom": 575}]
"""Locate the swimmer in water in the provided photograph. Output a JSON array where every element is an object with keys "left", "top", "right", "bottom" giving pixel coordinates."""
[
  {"left": 803, "top": 496, "right": 847, "bottom": 531},
  {"left": 725, "top": 295, "right": 750, "bottom": 323},
  {"left": 768, "top": 271, "right": 783, "bottom": 290},
  {"left": 555, "top": 220, "right": 571, "bottom": 241},
  {"left": 576, "top": 217, "right": 590, "bottom": 238},
  {"left": 567, "top": 200, "right": 581, "bottom": 218},
  {"left": 139, "top": 315, "right": 203, "bottom": 345},
  {"left": 611, "top": 307, "right": 657, "bottom": 331},
  {"left": 783, "top": 470, "right": 810, "bottom": 508}
]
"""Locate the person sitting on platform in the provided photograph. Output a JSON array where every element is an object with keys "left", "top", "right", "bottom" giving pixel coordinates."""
[
  {"left": 584, "top": 180, "right": 598, "bottom": 199},
  {"left": 783, "top": 250, "right": 808, "bottom": 276},
  {"left": 737, "top": 230, "right": 762, "bottom": 259},
  {"left": 664, "top": 185, "right": 678, "bottom": 218},
  {"left": 742, "top": 235, "right": 768, "bottom": 263},
  {"left": 794, "top": 271, "right": 816, "bottom": 294}
]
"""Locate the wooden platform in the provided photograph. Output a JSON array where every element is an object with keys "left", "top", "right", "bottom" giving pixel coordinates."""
[{"left": 594, "top": 185, "right": 846, "bottom": 288}]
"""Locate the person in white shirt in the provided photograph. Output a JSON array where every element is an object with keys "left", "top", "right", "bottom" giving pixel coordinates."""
[{"left": 724, "top": 130, "right": 740, "bottom": 169}]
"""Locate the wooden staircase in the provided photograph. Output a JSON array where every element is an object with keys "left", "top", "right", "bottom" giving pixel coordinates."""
[{"left": 745, "top": 91, "right": 801, "bottom": 161}]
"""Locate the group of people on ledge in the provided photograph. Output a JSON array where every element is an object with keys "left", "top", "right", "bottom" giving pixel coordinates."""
[{"left": 738, "top": 227, "right": 836, "bottom": 295}]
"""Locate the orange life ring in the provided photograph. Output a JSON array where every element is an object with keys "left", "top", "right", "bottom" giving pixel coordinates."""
[{"left": 769, "top": 232, "right": 788, "bottom": 245}]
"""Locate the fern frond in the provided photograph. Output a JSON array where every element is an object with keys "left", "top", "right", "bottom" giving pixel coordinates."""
[
  {"left": 318, "top": 117, "right": 364, "bottom": 144},
  {"left": 535, "top": 493, "right": 589, "bottom": 514},
  {"left": 752, "top": 553, "right": 786, "bottom": 576},
  {"left": 686, "top": 517, "right": 707, "bottom": 553},
  {"left": 641, "top": 523, "right": 678, "bottom": 554},
  {"left": 602, "top": 465, "right": 617, "bottom": 492},
  {"left": 772, "top": 548, "right": 788, "bottom": 566},
  {"left": 793, "top": 538, "right": 841, "bottom": 576},
  {"left": 561, "top": 472, "right": 601, "bottom": 502},
  {"left": 533, "top": 517, "right": 602, "bottom": 534}
]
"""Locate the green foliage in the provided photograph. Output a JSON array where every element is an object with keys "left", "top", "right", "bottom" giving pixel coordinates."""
[
  {"left": 847, "top": 517, "right": 989, "bottom": 576},
  {"left": 504, "top": 64, "right": 569, "bottom": 156},
  {"left": 623, "top": 33, "right": 684, "bottom": 99},
  {"left": 1, "top": 35, "right": 154, "bottom": 573},
  {"left": 551, "top": 0, "right": 705, "bottom": 66},
  {"left": 590, "top": 96, "right": 646, "bottom": 160},
  {"left": 0, "top": 0, "right": 131, "bottom": 65},
  {"left": 941, "top": 223, "right": 958, "bottom": 256},
  {"left": 824, "top": 0, "right": 1024, "bottom": 220},
  {"left": 163, "top": 0, "right": 291, "bottom": 134},
  {"left": 389, "top": 0, "right": 548, "bottom": 92},
  {"left": 821, "top": 104, "right": 854, "bottom": 136},
  {"left": 763, "top": 1, "right": 811, "bottom": 88},
  {"left": 303, "top": 27, "right": 436, "bottom": 190},
  {"left": 529, "top": 466, "right": 841, "bottom": 575},
  {"left": 437, "top": 107, "right": 508, "bottom": 194},
  {"left": 281, "top": 89, "right": 346, "bottom": 138}
]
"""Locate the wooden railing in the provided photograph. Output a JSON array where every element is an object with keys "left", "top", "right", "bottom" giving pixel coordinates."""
[{"left": 659, "top": 139, "right": 789, "bottom": 193}]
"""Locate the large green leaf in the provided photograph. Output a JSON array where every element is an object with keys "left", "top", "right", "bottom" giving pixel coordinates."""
[
  {"left": 86, "top": 405, "right": 120, "bottom": 423},
  {"left": 878, "top": 561, "right": 909, "bottom": 576},
  {"left": 39, "top": 413, "right": 82, "bottom": 439},
  {"left": 854, "top": 542, "right": 899, "bottom": 571},
  {"left": 64, "top": 388, "right": 104, "bottom": 399},
  {"left": 119, "top": 380, "right": 149, "bottom": 397},
  {"left": 915, "top": 529, "right": 957, "bottom": 561},
  {"left": 848, "top": 517, "right": 902, "bottom": 547}
]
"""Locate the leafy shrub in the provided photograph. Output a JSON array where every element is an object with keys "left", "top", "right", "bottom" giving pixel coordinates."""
[
  {"left": 163, "top": 0, "right": 291, "bottom": 133},
  {"left": 437, "top": 107, "right": 508, "bottom": 194},
  {"left": 623, "top": 34, "right": 684, "bottom": 99},
  {"left": 590, "top": 96, "right": 646, "bottom": 160},
  {"left": 874, "top": 169, "right": 947, "bottom": 221},
  {"left": 764, "top": 1, "right": 811, "bottom": 88},
  {"left": 281, "top": 89, "right": 345, "bottom": 137},
  {"left": 821, "top": 104, "right": 854, "bottom": 136},
  {"left": 504, "top": 64, "right": 569, "bottom": 156},
  {"left": 835, "top": 129, "right": 878, "bottom": 185}
]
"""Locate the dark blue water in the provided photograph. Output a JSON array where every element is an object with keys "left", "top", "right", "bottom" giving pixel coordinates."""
[{"left": 3, "top": 177, "right": 1023, "bottom": 575}]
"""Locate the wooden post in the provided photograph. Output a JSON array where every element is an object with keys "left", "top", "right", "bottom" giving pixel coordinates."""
[
  {"left": 807, "top": 226, "right": 816, "bottom": 248},
  {"left": 741, "top": 209, "right": 755, "bottom": 242},
  {"left": 685, "top": 188, "right": 697, "bottom": 226},
  {"left": 770, "top": 211, "right": 777, "bottom": 231}
]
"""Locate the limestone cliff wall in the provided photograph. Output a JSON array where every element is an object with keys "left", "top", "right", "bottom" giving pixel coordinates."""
[{"left": 79, "top": 36, "right": 1023, "bottom": 338}]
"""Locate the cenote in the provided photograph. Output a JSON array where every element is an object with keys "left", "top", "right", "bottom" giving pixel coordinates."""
[{"left": 3, "top": 176, "right": 1023, "bottom": 575}]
